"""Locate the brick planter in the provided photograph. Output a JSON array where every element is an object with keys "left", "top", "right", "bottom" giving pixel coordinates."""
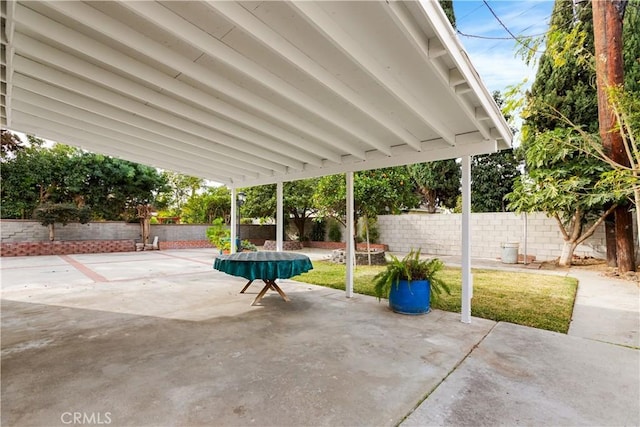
[
  {"left": 263, "top": 240, "right": 304, "bottom": 251},
  {"left": 0, "top": 240, "right": 136, "bottom": 257}
]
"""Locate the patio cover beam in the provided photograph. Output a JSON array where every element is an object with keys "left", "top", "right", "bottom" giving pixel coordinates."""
[
  {"left": 12, "top": 59, "right": 304, "bottom": 174},
  {"left": 13, "top": 5, "right": 338, "bottom": 166},
  {"left": 206, "top": 1, "right": 419, "bottom": 156},
  {"left": 289, "top": 1, "right": 455, "bottom": 147}
]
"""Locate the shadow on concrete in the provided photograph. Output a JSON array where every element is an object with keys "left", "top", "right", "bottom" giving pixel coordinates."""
[
  {"left": 1, "top": 284, "right": 494, "bottom": 426},
  {"left": 2, "top": 249, "right": 639, "bottom": 426}
]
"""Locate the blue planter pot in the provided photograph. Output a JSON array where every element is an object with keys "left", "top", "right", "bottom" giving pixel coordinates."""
[{"left": 388, "top": 279, "right": 431, "bottom": 315}]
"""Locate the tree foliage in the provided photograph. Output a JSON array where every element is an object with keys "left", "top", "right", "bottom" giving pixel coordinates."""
[
  {"left": 439, "top": 0, "right": 456, "bottom": 28},
  {"left": 33, "top": 202, "right": 92, "bottom": 241},
  {"left": 314, "top": 168, "right": 418, "bottom": 225},
  {"left": 1, "top": 141, "right": 168, "bottom": 221},
  {"left": 523, "top": 0, "right": 597, "bottom": 138},
  {"left": 156, "top": 171, "right": 204, "bottom": 214},
  {"left": 407, "top": 160, "right": 460, "bottom": 213},
  {"left": 241, "top": 179, "right": 320, "bottom": 239},
  {"left": 472, "top": 149, "right": 520, "bottom": 212},
  {"left": 623, "top": 2, "right": 640, "bottom": 95},
  {"left": 471, "top": 91, "right": 520, "bottom": 212},
  {"left": 1, "top": 130, "right": 27, "bottom": 159},
  {"left": 180, "top": 186, "right": 231, "bottom": 224}
]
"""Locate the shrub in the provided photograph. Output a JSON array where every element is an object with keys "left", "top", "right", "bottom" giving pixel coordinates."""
[
  {"left": 310, "top": 220, "right": 326, "bottom": 241},
  {"left": 328, "top": 221, "right": 342, "bottom": 242}
]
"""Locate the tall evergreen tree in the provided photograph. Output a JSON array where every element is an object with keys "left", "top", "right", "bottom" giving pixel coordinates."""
[
  {"left": 471, "top": 149, "right": 519, "bottom": 212},
  {"left": 439, "top": 0, "right": 456, "bottom": 28},
  {"left": 524, "top": 1, "right": 598, "bottom": 137},
  {"left": 623, "top": 1, "right": 640, "bottom": 94},
  {"left": 471, "top": 91, "right": 519, "bottom": 213}
]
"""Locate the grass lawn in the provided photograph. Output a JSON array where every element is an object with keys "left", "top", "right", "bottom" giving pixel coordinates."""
[{"left": 292, "top": 261, "right": 578, "bottom": 333}]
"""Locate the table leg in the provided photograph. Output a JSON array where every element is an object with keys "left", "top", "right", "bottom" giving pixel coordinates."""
[
  {"left": 250, "top": 280, "right": 290, "bottom": 306},
  {"left": 265, "top": 280, "right": 290, "bottom": 302},
  {"left": 251, "top": 282, "right": 272, "bottom": 306},
  {"left": 240, "top": 280, "right": 254, "bottom": 294}
]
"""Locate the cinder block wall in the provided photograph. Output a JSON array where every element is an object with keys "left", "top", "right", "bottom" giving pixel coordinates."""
[
  {"left": 376, "top": 212, "right": 637, "bottom": 261},
  {"left": 0, "top": 221, "right": 278, "bottom": 255},
  {"left": 2, "top": 215, "right": 637, "bottom": 260},
  {"left": 0, "top": 220, "right": 141, "bottom": 242}
]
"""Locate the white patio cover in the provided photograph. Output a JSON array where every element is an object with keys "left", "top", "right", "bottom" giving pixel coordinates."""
[
  {"left": 1, "top": 0, "right": 511, "bottom": 186},
  {"left": 1, "top": 0, "right": 513, "bottom": 323}
]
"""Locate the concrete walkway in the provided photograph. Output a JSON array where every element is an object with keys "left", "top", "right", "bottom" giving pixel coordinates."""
[
  {"left": 567, "top": 268, "right": 639, "bottom": 347},
  {"left": 1, "top": 249, "right": 639, "bottom": 426}
]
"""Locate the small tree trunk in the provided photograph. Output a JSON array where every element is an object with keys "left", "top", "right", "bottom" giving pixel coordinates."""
[
  {"left": 364, "top": 214, "right": 371, "bottom": 266},
  {"left": 558, "top": 240, "right": 578, "bottom": 266},
  {"left": 605, "top": 214, "right": 617, "bottom": 267},
  {"left": 140, "top": 218, "right": 150, "bottom": 245},
  {"left": 424, "top": 189, "right": 437, "bottom": 213},
  {"left": 48, "top": 224, "right": 55, "bottom": 241},
  {"left": 293, "top": 215, "right": 306, "bottom": 240}
]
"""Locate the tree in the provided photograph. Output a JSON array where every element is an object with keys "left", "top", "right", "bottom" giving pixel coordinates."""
[
  {"left": 511, "top": 0, "right": 616, "bottom": 266},
  {"left": 407, "top": 160, "right": 460, "bottom": 213},
  {"left": 623, "top": 2, "right": 640, "bottom": 95},
  {"left": 439, "top": 0, "right": 455, "bottom": 28},
  {"left": 241, "top": 178, "right": 320, "bottom": 239},
  {"left": 157, "top": 171, "right": 204, "bottom": 215},
  {"left": 77, "top": 153, "right": 168, "bottom": 221},
  {"left": 471, "top": 91, "right": 519, "bottom": 213},
  {"left": 180, "top": 186, "right": 231, "bottom": 224},
  {"left": 559, "top": 85, "right": 640, "bottom": 248},
  {"left": 1, "top": 142, "right": 168, "bottom": 221},
  {"left": 472, "top": 149, "right": 519, "bottom": 212},
  {"left": 1, "top": 141, "right": 77, "bottom": 218},
  {"left": 32, "top": 202, "right": 92, "bottom": 241},
  {"left": 592, "top": 0, "right": 636, "bottom": 272},
  {"left": 1, "top": 130, "right": 26, "bottom": 159},
  {"left": 507, "top": 127, "right": 620, "bottom": 266},
  {"left": 313, "top": 168, "right": 419, "bottom": 226}
]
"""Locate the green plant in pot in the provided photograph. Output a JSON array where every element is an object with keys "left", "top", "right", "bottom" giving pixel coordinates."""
[{"left": 374, "top": 248, "right": 450, "bottom": 315}]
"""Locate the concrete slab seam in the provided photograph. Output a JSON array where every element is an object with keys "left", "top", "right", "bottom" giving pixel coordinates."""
[
  {"left": 59, "top": 254, "right": 109, "bottom": 283},
  {"left": 397, "top": 320, "right": 499, "bottom": 426}
]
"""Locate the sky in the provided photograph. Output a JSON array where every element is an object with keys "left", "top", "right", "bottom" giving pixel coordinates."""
[{"left": 453, "top": 0, "right": 555, "bottom": 94}]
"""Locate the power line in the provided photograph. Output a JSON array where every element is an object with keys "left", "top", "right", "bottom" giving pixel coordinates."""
[
  {"left": 482, "top": 0, "right": 520, "bottom": 41},
  {"left": 456, "top": 30, "right": 547, "bottom": 41}
]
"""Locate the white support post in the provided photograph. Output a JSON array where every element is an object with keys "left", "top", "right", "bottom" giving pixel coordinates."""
[
  {"left": 345, "top": 171, "right": 354, "bottom": 298},
  {"left": 230, "top": 187, "right": 237, "bottom": 254},
  {"left": 461, "top": 155, "right": 472, "bottom": 323},
  {"left": 276, "top": 181, "right": 284, "bottom": 252}
]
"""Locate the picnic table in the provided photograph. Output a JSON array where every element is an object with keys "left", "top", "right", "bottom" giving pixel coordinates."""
[{"left": 213, "top": 251, "right": 313, "bottom": 306}]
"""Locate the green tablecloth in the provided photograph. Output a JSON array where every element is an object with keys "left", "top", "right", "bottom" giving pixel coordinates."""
[{"left": 213, "top": 251, "right": 313, "bottom": 281}]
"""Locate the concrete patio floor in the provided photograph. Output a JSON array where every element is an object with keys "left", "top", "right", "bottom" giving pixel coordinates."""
[{"left": 1, "top": 249, "right": 638, "bottom": 426}]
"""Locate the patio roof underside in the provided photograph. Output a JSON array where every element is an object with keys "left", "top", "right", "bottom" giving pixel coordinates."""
[{"left": 1, "top": 0, "right": 512, "bottom": 188}]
